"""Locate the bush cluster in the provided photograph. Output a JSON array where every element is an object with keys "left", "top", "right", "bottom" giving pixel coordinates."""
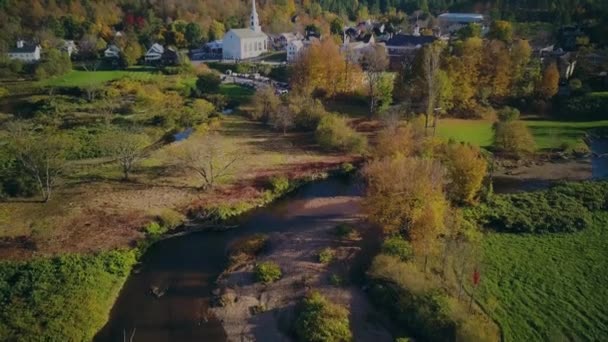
[
  {"left": 557, "top": 92, "right": 608, "bottom": 120},
  {"left": 368, "top": 254, "right": 497, "bottom": 342},
  {"left": 318, "top": 248, "right": 335, "bottom": 264},
  {"left": 0, "top": 250, "right": 137, "bottom": 341},
  {"left": 315, "top": 114, "right": 367, "bottom": 154},
  {"left": 381, "top": 236, "right": 413, "bottom": 261},
  {"left": 294, "top": 291, "right": 352, "bottom": 342},
  {"left": 469, "top": 182, "right": 608, "bottom": 233},
  {"left": 254, "top": 261, "right": 282, "bottom": 284}
]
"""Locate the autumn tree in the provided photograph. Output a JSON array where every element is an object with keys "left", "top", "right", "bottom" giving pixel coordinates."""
[
  {"left": 121, "top": 39, "right": 143, "bottom": 67},
  {"left": 99, "top": 130, "right": 150, "bottom": 180},
  {"left": 363, "top": 157, "right": 448, "bottom": 271},
  {"left": 493, "top": 121, "right": 536, "bottom": 157},
  {"left": 420, "top": 42, "right": 443, "bottom": 133},
  {"left": 487, "top": 20, "right": 513, "bottom": 43},
  {"left": 480, "top": 40, "right": 512, "bottom": 102},
  {"left": 361, "top": 45, "right": 390, "bottom": 117},
  {"left": 539, "top": 61, "right": 559, "bottom": 99},
  {"left": 373, "top": 124, "right": 420, "bottom": 159},
  {"left": 251, "top": 87, "right": 280, "bottom": 123},
  {"left": 440, "top": 143, "right": 487, "bottom": 204},
  {"left": 445, "top": 37, "right": 483, "bottom": 112},
  {"left": 7, "top": 125, "right": 75, "bottom": 202},
  {"left": 173, "top": 131, "right": 243, "bottom": 189}
]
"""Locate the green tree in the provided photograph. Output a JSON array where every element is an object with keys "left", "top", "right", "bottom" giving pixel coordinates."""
[
  {"left": 185, "top": 22, "right": 203, "bottom": 47},
  {"left": 457, "top": 23, "right": 482, "bottom": 40},
  {"left": 195, "top": 72, "right": 221, "bottom": 94},
  {"left": 121, "top": 40, "right": 143, "bottom": 67},
  {"left": 208, "top": 20, "right": 225, "bottom": 41},
  {"left": 35, "top": 49, "right": 72, "bottom": 80},
  {"left": 330, "top": 17, "right": 344, "bottom": 36}
]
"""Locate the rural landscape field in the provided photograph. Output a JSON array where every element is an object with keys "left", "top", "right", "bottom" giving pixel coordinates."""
[{"left": 1, "top": 0, "right": 608, "bottom": 341}]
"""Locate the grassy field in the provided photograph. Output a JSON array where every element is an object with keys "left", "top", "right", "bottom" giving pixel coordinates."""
[
  {"left": 437, "top": 118, "right": 608, "bottom": 150},
  {"left": 478, "top": 212, "right": 608, "bottom": 341},
  {"left": 40, "top": 68, "right": 160, "bottom": 87}
]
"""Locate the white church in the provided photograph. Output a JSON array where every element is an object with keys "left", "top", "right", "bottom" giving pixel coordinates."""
[{"left": 222, "top": 0, "right": 268, "bottom": 60}]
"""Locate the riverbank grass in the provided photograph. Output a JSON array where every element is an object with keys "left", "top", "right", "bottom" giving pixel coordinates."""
[
  {"left": 478, "top": 212, "right": 608, "bottom": 341},
  {"left": 40, "top": 68, "right": 160, "bottom": 87},
  {"left": 0, "top": 250, "right": 137, "bottom": 341}
]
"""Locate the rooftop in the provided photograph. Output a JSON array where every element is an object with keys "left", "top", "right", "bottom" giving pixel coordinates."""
[
  {"left": 438, "top": 13, "right": 484, "bottom": 23},
  {"left": 9, "top": 45, "right": 38, "bottom": 54},
  {"left": 386, "top": 34, "right": 436, "bottom": 47},
  {"left": 228, "top": 28, "right": 267, "bottom": 39}
]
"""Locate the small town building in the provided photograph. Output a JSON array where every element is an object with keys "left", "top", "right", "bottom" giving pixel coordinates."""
[
  {"left": 287, "top": 39, "right": 303, "bottom": 62},
  {"left": 384, "top": 34, "right": 437, "bottom": 69},
  {"left": 104, "top": 44, "right": 121, "bottom": 59},
  {"left": 222, "top": 0, "right": 268, "bottom": 60},
  {"left": 438, "top": 13, "right": 484, "bottom": 34},
  {"left": 7, "top": 40, "right": 41, "bottom": 62},
  {"left": 144, "top": 43, "right": 164, "bottom": 63},
  {"left": 62, "top": 40, "right": 78, "bottom": 57},
  {"left": 342, "top": 34, "right": 376, "bottom": 63}
]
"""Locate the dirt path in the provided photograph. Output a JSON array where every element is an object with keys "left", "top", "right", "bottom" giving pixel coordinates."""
[{"left": 210, "top": 196, "right": 393, "bottom": 342}]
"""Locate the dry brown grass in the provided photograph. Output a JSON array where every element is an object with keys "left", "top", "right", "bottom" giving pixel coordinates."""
[{"left": 0, "top": 115, "right": 355, "bottom": 260}]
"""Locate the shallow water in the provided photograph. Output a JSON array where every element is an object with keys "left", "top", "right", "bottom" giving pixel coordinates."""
[{"left": 94, "top": 177, "right": 360, "bottom": 342}]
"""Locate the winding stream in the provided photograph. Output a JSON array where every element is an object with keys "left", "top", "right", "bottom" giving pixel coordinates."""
[
  {"left": 95, "top": 178, "right": 360, "bottom": 342},
  {"left": 95, "top": 141, "right": 608, "bottom": 341}
]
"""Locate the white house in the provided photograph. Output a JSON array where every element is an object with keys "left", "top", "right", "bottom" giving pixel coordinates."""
[
  {"left": 104, "top": 44, "right": 121, "bottom": 59},
  {"left": 287, "top": 40, "right": 303, "bottom": 62},
  {"left": 144, "top": 43, "right": 164, "bottom": 63},
  {"left": 62, "top": 40, "right": 77, "bottom": 57},
  {"left": 7, "top": 40, "right": 41, "bottom": 63},
  {"left": 222, "top": 0, "right": 268, "bottom": 60}
]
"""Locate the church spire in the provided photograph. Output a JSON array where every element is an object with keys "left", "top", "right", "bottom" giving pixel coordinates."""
[{"left": 250, "top": 0, "right": 261, "bottom": 32}]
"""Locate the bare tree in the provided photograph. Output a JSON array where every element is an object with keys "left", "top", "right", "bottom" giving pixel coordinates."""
[
  {"left": 270, "top": 105, "right": 295, "bottom": 135},
  {"left": 8, "top": 124, "right": 74, "bottom": 202},
  {"left": 99, "top": 130, "right": 150, "bottom": 180},
  {"left": 173, "top": 132, "right": 243, "bottom": 189},
  {"left": 361, "top": 45, "right": 389, "bottom": 118}
]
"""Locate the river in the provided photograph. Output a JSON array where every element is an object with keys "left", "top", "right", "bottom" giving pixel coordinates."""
[
  {"left": 94, "top": 178, "right": 360, "bottom": 342},
  {"left": 95, "top": 141, "right": 608, "bottom": 341}
]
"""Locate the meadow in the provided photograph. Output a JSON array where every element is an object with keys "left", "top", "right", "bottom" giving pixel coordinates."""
[
  {"left": 478, "top": 212, "right": 608, "bottom": 341},
  {"left": 437, "top": 118, "right": 608, "bottom": 150},
  {"left": 39, "top": 68, "right": 160, "bottom": 87}
]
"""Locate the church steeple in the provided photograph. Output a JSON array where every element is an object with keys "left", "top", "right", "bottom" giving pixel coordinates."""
[{"left": 250, "top": 0, "right": 261, "bottom": 32}]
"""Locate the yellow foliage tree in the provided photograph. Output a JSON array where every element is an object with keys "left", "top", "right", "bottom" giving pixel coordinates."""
[
  {"left": 539, "top": 61, "right": 560, "bottom": 99},
  {"left": 441, "top": 143, "right": 487, "bottom": 204}
]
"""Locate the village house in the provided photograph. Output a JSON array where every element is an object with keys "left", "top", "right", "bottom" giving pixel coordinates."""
[
  {"left": 222, "top": 0, "right": 268, "bottom": 60},
  {"left": 104, "top": 44, "right": 121, "bottom": 59},
  {"left": 286, "top": 39, "right": 303, "bottom": 62},
  {"left": 438, "top": 13, "right": 485, "bottom": 35},
  {"left": 277, "top": 32, "right": 303, "bottom": 49},
  {"left": 342, "top": 34, "right": 377, "bottom": 63},
  {"left": 384, "top": 34, "right": 437, "bottom": 69},
  {"left": 7, "top": 40, "right": 41, "bottom": 63},
  {"left": 62, "top": 40, "right": 77, "bottom": 57},
  {"left": 144, "top": 43, "right": 164, "bottom": 63}
]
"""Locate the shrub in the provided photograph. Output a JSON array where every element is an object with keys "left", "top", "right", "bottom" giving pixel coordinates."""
[
  {"left": 382, "top": 236, "right": 413, "bottom": 261},
  {"left": 469, "top": 184, "right": 596, "bottom": 233},
  {"left": 318, "top": 248, "right": 335, "bottom": 264},
  {"left": 329, "top": 273, "right": 345, "bottom": 286},
  {"left": 368, "top": 255, "right": 497, "bottom": 342},
  {"left": 315, "top": 114, "right": 367, "bottom": 153},
  {"left": 254, "top": 261, "right": 282, "bottom": 283},
  {"left": 268, "top": 175, "right": 291, "bottom": 195},
  {"left": 493, "top": 121, "right": 536, "bottom": 157},
  {"left": 155, "top": 208, "right": 185, "bottom": 231},
  {"left": 144, "top": 222, "right": 165, "bottom": 236},
  {"left": 557, "top": 92, "right": 608, "bottom": 120},
  {"left": 334, "top": 223, "right": 354, "bottom": 238},
  {"left": 229, "top": 234, "right": 268, "bottom": 257},
  {"left": 339, "top": 162, "right": 355, "bottom": 175},
  {"left": 195, "top": 72, "right": 221, "bottom": 95},
  {"left": 497, "top": 106, "right": 520, "bottom": 122},
  {"left": 294, "top": 291, "right": 352, "bottom": 342}
]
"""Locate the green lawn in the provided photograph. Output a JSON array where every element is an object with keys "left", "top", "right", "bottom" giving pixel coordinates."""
[
  {"left": 438, "top": 118, "right": 608, "bottom": 150},
  {"left": 478, "top": 212, "right": 608, "bottom": 341},
  {"left": 41, "top": 68, "right": 159, "bottom": 87},
  {"left": 220, "top": 83, "right": 255, "bottom": 103}
]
